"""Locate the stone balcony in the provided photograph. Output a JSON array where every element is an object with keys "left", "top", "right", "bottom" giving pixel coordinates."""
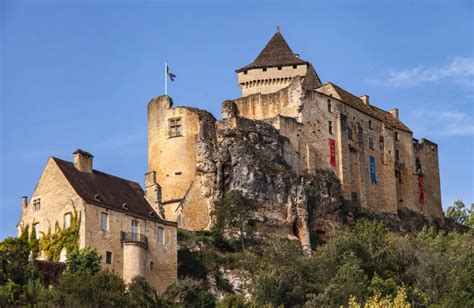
[{"left": 120, "top": 231, "right": 148, "bottom": 249}]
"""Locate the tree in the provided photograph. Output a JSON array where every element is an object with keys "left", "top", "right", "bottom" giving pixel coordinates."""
[
  {"left": 50, "top": 270, "right": 128, "bottom": 307},
  {"left": 211, "top": 190, "right": 256, "bottom": 251},
  {"left": 446, "top": 199, "right": 469, "bottom": 225},
  {"left": 162, "top": 278, "right": 216, "bottom": 308},
  {"left": 66, "top": 248, "right": 101, "bottom": 275},
  {"left": 127, "top": 275, "right": 163, "bottom": 307}
]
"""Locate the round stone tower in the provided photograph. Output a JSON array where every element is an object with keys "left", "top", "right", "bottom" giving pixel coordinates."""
[{"left": 121, "top": 231, "right": 147, "bottom": 283}]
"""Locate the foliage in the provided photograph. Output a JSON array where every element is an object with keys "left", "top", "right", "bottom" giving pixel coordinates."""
[
  {"left": 29, "top": 222, "right": 40, "bottom": 259},
  {"left": 348, "top": 287, "right": 411, "bottom": 308},
  {"left": 446, "top": 199, "right": 474, "bottom": 227},
  {"left": 162, "top": 278, "right": 216, "bottom": 308},
  {"left": 50, "top": 269, "right": 129, "bottom": 307},
  {"left": 39, "top": 206, "right": 80, "bottom": 261},
  {"left": 66, "top": 247, "right": 101, "bottom": 275},
  {"left": 211, "top": 190, "right": 257, "bottom": 251},
  {"left": 127, "top": 275, "right": 163, "bottom": 307}
]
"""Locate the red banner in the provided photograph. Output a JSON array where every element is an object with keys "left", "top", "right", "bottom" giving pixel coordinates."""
[
  {"left": 418, "top": 175, "right": 425, "bottom": 204},
  {"left": 329, "top": 138, "right": 336, "bottom": 168}
]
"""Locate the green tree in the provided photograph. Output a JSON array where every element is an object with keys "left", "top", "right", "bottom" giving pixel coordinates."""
[
  {"left": 127, "top": 275, "right": 163, "bottom": 307},
  {"left": 162, "top": 278, "right": 216, "bottom": 308},
  {"left": 446, "top": 199, "right": 469, "bottom": 225},
  {"left": 50, "top": 270, "right": 128, "bottom": 307},
  {"left": 66, "top": 248, "right": 101, "bottom": 275},
  {"left": 211, "top": 191, "right": 257, "bottom": 251}
]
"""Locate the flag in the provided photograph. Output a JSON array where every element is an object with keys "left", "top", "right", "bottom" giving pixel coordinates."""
[
  {"left": 370, "top": 155, "right": 377, "bottom": 184},
  {"left": 329, "top": 138, "right": 336, "bottom": 168},
  {"left": 167, "top": 65, "right": 176, "bottom": 81}
]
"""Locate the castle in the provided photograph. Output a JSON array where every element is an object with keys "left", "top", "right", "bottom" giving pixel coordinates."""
[
  {"left": 17, "top": 29, "right": 444, "bottom": 289},
  {"left": 147, "top": 29, "right": 444, "bottom": 231}
]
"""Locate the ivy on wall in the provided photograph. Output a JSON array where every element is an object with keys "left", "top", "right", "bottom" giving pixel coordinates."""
[{"left": 20, "top": 206, "right": 81, "bottom": 262}]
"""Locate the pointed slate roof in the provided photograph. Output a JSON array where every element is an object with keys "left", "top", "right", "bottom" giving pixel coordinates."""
[
  {"left": 236, "top": 30, "right": 309, "bottom": 72},
  {"left": 52, "top": 157, "right": 175, "bottom": 225}
]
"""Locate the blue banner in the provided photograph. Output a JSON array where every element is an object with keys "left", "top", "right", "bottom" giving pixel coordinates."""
[{"left": 370, "top": 155, "right": 377, "bottom": 184}]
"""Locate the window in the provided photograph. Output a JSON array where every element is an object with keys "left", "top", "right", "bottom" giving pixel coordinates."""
[
  {"left": 262, "top": 68, "right": 267, "bottom": 72},
  {"left": 369, "top": 138, "right": 374, "bottom": 150},
  {"left": 395, "top": 149, "right": 400, "bottom": 161},
  {"left": 293, "top": 65, "right": 297, "bottom": 69},
  {"left": 394, "top": 131, "right": 399, "bottom": 141},
  {"left": 33, "top": 223, "right": 40, "bottom": 239},
  {"left": 243, "top": 70, "right": 248, "bottom": 75},
  {"left": 327, "top": 99, "right": 332, "bottom": 113},
  {"left": 131, "top": 220, "right": 139, "bottom": 240},
  {"left": 106, "top": 251, "right": 112, "bottom": 264},
  {"left": 328, "top": 121, "right": 333, "bottom": 135},
  {"left": 101, "top": 212, "right": 108, "bottom": 231},
  {"left": 379, "top": 136, "right": 384, "bottom": 151},
  {"left": 64, "top": 213, "right": 72, "bottom": 229},
  {"left": 348, "top": 128, "right": 353, "bottom": 140},
  {"left": 168, "top": 118, "right": 182, "bottom": 137},
  {"left": 157, "top": 227, "right": 165, "bottom": 245},
  {"left": 278, "top": 66, "right": 282, "bottom": 70},
  {"left": 150, "top": 261, "right": 154, "bottom": 270},
  {"left": 33, "top": 198, "right": 41, "bottom": 212},
  {"left": 369, "top": 120, "right": 373, "bottom": 130}
]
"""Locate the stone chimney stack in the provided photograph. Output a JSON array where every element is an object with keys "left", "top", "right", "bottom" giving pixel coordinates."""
[
  {"left": 144, "top": 171, "right": 164, "bottom": 218},
  {"left": 390, "top": 108, "right": 399, "bottom": 120},
  {"left": 22, "top": 196, "right": 28, "bottom": 209},
  {"left": 73, "top": 149, "right": 93, "bottom": 174},
  {"left": 360, "top": 95, "right": 369, "bottom": 105}
]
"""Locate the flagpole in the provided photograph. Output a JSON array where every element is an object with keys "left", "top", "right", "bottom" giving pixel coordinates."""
[{"left": 164, "top": 62, "right": 168, "bottom": 96}]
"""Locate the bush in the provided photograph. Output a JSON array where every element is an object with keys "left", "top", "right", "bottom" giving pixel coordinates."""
[{"left": 162, "top": 278, "right": 216, "bottom": 308}]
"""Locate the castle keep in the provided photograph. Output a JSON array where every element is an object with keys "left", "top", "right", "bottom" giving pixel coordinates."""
[{"left": 148, "top": 30, "right": 443, "bottom": 232}]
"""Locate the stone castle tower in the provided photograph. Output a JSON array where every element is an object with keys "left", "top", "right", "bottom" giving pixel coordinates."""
[{"left": 147, "top": 30, "right": 444, "bottom": 235}]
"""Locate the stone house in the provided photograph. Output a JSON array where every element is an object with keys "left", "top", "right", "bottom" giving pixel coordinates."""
[
  {"left": 148, "top": 29, "right": 444, "bottom": 232},
  {"left": 17, "top": 149, "right": 177, "bottom": 292}
]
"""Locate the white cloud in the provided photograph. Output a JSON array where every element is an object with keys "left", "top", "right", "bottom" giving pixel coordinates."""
[
  {"left": 370, "top": 57, "right": 474, "bottom": 88},
  {"left": 410, "top": 109, "right": 474, "bottom": 137}
]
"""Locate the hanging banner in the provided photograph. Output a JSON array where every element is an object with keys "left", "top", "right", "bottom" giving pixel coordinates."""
[
  {"left": 370, "top": 155, "right": 377, "bottom": 184},
  {"left": 329, "top": 138, "right": 336, "bottom": 168},
  {"left": 418, "top": 175, "right": 425, "bottom": 204}
]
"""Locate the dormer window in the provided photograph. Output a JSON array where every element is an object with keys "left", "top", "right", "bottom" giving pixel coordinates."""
[
  {"left": 243, "top": 70, "right": 248, "bottom": 75},
  {"left": 169, "top": 117, "right": 182, "bottom": 138}
]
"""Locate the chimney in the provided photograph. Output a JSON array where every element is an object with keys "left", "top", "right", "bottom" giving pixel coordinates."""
[
  {"left": 73, "top": 149, "right": 93, "bottom": 173},
  {"left": 22, "top": 196, "right": 28, "bottom": 209},
  {"left": 390, "top": 108, "right": 399, "bottom": 120},
  {"left": 145, "top": 171, "right": 164, "bottom": 218},
  {"left": 360, "top": 95, "right": 369, "bottom": 105}
]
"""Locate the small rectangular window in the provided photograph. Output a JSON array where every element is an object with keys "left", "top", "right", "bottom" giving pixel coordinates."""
[
  {"left": 369, "top": 138, "right": 374, "bottom": 150},
  {"left": 278, "top": 66, "right": 282, "bottom": 70},
  {"left": 293, "top": 65, "right": 297, "bottom": 69},
  {"left": 33, "top": 222, "right": 40, "bottom": 239},
  {"left": 348, "top": 128, "right": 353, "bottom": 140},
  {"left": 157, "top": 227, "right": 165, "bottom": 245},
  {"left": 395, "top": 149, "right": 400, "bottom": 161},
  {"left": 106, "top": 251, "right": 112, "bottom": 264},
  {"left": 64, "top": 213, "right": 72, "bottom": 229},
  {"left": 394, "top": 131, "right": 399, "bottom": 141},
  {"left": 168, "top": 118, "right": 182, "bottom": 137},
  {"left": 369, "top": 120, "right": 373, "bottom": 130},
  {"left": 262, "top": 68, "right": 267, "bottom": 72},
  {"left": 150, "top": 261, "right": 154, "bottom": 270},
  {"left": 327, "top": 99, "right": 332, "bottom": 113},
  {"left": 33, "top": 198, "right": 41, "bottom": 212},
  {"left": 379, "top": 136, "right": 384, "bottom": 151},
  {"left": 243, "top": 70, "right": 248, "bottom": 75},
  {"left": 101, "top": 212, "right": 108, "bottom": 231},
  {"left": 328, "top": 121, "right": 333, "bottom": 135}
]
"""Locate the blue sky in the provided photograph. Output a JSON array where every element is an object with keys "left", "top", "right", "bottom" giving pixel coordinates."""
[{"left": 1, "top": 0, "right": 473, "bottom": 239}]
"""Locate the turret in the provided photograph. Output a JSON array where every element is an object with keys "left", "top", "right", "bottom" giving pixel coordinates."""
[{"left": 235, "top": 28, "right": 321, "bottom": 96}]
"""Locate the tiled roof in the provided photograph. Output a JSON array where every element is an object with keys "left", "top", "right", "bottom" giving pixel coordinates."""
[
  {"left": 318, "top": 82, "right": 412, "bottom": 133},
  {"left": 236, "top": 31, "right": 308, "bottom": 72},
  {"left": 52, "top": 157, "right": 173, "bottom": 224}
]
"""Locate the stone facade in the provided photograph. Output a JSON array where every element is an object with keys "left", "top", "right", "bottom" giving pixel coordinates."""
[
  {"left": 18, "top": 152, "right": 177, "bottom": 292},
  {"left": 148, "top": 30, "right": 444, "bottom": 236}
]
